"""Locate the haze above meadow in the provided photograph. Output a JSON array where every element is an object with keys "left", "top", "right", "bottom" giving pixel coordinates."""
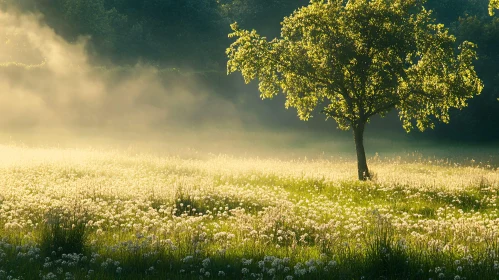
[{"left": 0, "top": 0, "right": 497, "bottom": 162}]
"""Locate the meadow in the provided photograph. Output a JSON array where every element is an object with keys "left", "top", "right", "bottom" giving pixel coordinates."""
[{"left": 0, "top": 142, "right": 498, "bottom": 279}]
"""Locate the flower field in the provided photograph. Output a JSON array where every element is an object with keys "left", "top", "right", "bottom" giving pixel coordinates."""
[{"left": 0, "top": 143, "right": 498, "bottom": 279}]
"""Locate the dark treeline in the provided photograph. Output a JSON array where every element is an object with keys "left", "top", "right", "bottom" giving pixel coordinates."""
[
  {"left": 5, "top": 0, "right": 499, "bottom": 142},
  {"left": 427, "top": 0, "right": 499, "bottom": 142},
  {"left": 10, "top": 0, "right": 306, "bottom": 68}
]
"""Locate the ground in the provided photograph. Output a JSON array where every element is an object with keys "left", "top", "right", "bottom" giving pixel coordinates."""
[{"left": 0, "top": 142, "right": 498, "bottom": 279}]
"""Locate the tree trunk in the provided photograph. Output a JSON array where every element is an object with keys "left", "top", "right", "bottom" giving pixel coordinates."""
[{"left": 353, "top": 122, "right": 369, "bottom": 181}]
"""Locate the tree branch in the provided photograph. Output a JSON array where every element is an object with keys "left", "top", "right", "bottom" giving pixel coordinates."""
[{"left": 366, "top": 101, "right": 399, "bottom": 118}]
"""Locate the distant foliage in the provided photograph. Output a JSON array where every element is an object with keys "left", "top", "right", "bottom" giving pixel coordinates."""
[
  {"left": 14, "top": 0, "right": 228, "bottom": 67},
  {"left": 219, "top": 0, "right": 307, "bottom": 36},
  {"left": 425, "top": 0, "right": 499, "bottom": 140}
]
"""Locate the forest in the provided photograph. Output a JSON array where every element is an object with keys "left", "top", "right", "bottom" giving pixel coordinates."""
[{"left": 3, "top": 0, "right": 498, "bottom": 142}]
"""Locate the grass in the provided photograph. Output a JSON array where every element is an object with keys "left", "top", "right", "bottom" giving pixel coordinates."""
[
  {"left": 39, "top": 208, "right": 88, "bottom": 257},
  {"left": 0, "top": 143, "right": 498, "bottom": 279}
]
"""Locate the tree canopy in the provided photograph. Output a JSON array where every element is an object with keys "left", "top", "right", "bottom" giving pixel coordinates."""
[
  {"left": 227, "top": 0, "right": 483, "bottom": 180},
  {"left": 490, "top": 0, "right": 499, "bottom": 15}
]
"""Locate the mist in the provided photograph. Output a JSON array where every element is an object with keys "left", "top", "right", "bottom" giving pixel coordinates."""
[
  {"left": 0, "top": 11, "right": 242, "bottom": 129},
  {"left": 0, "top": 9, "right": 341, "bottom": 158},
  {"left": 0, "top": 11, "right": 242, "bottom": 148},
  {"left": 0, "top": 8, "right": 491, "bottom": 164}
]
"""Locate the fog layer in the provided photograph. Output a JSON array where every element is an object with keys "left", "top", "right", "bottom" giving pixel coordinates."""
[
  {"left": 0, "top": 11, "right": 247, "bottom": 133},
  {"left": 0, "top": 9, "right": 462, "bottom": 161}
]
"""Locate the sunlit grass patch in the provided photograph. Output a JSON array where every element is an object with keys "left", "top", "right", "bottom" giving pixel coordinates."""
[{"left": 171, "top": 193, "right": 265, "bottom": 217}]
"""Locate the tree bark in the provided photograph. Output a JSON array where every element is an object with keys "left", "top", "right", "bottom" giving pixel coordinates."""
[{"left": 353, "top": 122, "right": 370, "bottom": 181}]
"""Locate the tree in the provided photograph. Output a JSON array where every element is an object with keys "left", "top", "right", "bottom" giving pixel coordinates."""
[
  {"left": 218, "top": 0, "right": 307, "bottom": 36},
  {"left": 227, "top": 0, "right": 483, "bottom": 180},
  {"left": 490, "top": 0, "right": 499, "bottom": 15},
  {"left": 491, "top": 0, "right": 499, "bottom": 104}
]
